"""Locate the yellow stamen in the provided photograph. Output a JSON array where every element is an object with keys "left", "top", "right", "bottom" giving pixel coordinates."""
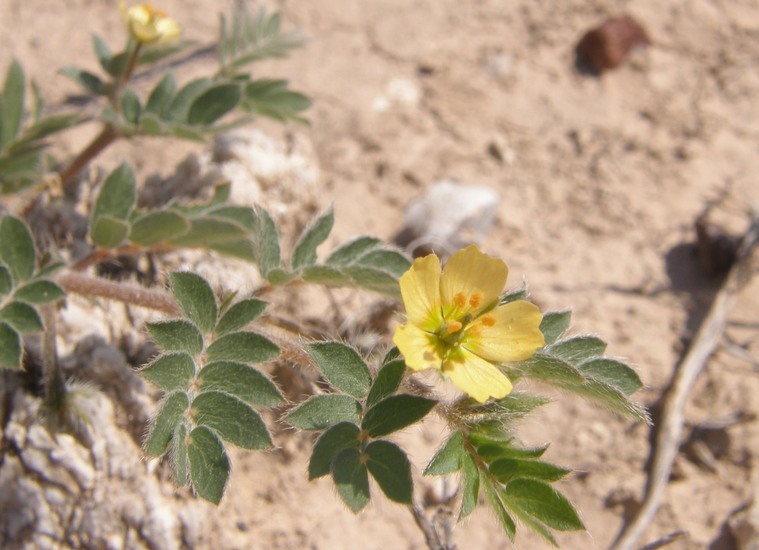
[
  {"left": 453, "top": 292, "right": 467, "bottom": 308},
  {"left": 481, "top": 315, "right": 496, "bottom": 327},
  {"left": 446, "top": 319, "right": 463, "bottom": 334}
]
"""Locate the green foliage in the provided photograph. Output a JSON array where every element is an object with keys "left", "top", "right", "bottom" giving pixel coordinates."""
[
  {"left": 308, "top": 422, "right": 361, "bottom": 480},
  {"left": 0, "top": 215, "right": 64, "bottom": 368},
  {"left": 285, "top": 394, "right": 362, "bottom": 431},
  {"left": 306, "top": 341, "right": 372, "bottom": 399},
  {"left": 139, "top": 271, "right": 282, "bottom": 503},
  {"left": 0, "top": 60, "right": 83, "bottom": 193}
]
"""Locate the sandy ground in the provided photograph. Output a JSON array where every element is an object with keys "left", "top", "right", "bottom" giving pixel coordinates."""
[{"left": 2, "top": 0, "right": 759, "bottom": 548}]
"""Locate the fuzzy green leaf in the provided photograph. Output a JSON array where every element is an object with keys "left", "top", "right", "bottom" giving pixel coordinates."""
[
  {"left": 206, "top": 331, "right": 279, "bottom": 364},
  {"left": 362, "top": 394, "right": 436, "bottom": 438},
  {"left": 13, "top": 279, "right": 64, "bottom": 304},
  {"left": 365, "top": 440, "right": 412, "bottom": 504},
  {"left": 199, "top": 361, "right": 283, "bottom": 407},
  {"left": 188, "top": 426, "right": 230, "bottom": 504},
  {"left": 129, "top": 210, "right": 190, "bottom": 246},
  {"left": 140, "top": 352, "right": 196, "bottom": 392},
  {"left": 424, "top": 430, "right": 465, "bottom": 475},
  {"left": 187, "top": 83, "right": 242, "bottom": 126},
  {"left": 169, "top": 216, "right": 248, "bottom": 247},
  {"left": 540, "top": 311, "right": 572, "bottom": 346},
  {"left": 343, "top": 265, "right": 400, "bottom": 296},
  {"left": 0, "top": 301, "right": 43, "bottom": 333},
  {"left": 120, "top": 88, "right": 142, "bottom": 125},
  {"left": 325, "top": 236, "right": 382, "bottom": 267},
  {"left": 0, "top": 322, "right": 21, "bottom": 368},
  {"left": 502, "top": 479, "right": 584, "bottom": 532},
  {"left": 291, "top": 206, "right": 334, "bottom": 270},
  {"left": 306, "top": 341, "right": 372, "bottom": 399},
  {"left": 285, "top": 394, "right": 362, "bottom": 431},
  {"left": 308, "top": 421, "right": 360, "bottom": 480},
  {"left": 489, "top": 458, "right": 570, "bottom": 485},
  {"left": 474, "top": 439, "right": 548, "bottom": 462},
  {"left": 145, "top": 73, "right": 177, "bottom": 115},
  {"left": 171, "top": 423, "right": 189, "bottom": 485},
  {"left": 366, "top": 359, "right": 406, "bottom": 408},
  {"left": 166, "top": 77, "right": 212, "bottom": 122},
  {"left": 59, "top": 67, "right": 106, "bottom": 95},
  {"left": 145, "top": 391, "right": 189, "bottom": 457},
  {"left": 331, "top": 448, "right": 369, "bottom": 513},
  {"left": 547, "top": 336, "right": 607, "bottom": 365},
  {"left": 209, "top": 238, "right": 257, "bottom": 262},
  {"left": 93, "top": 163, "right": 136, "bottom": 221},
  {"left": 300, "top": 265, "right": 351, "bottom": 285},
  {"left": 460, "top": 454, "right": 480, "bottom": 518},
  {"left": 254, "top": 206, "right": 280, "bottom": 276},
  {"left": 264, "top": 268, "right": 296, "bottom": 285},
  {"left": 481, "top": 475, "right": 516, "bottom": 540},
  {"left": 1, "top": 60, "right": 25, "bottom": 148},
  {"left": 354, "top": 249, "right": 410, "bottom": 278},
  {"left": 91, "top": 216, "right": 130, "bottom": 248},
  {"left": 0, "top": 215, "right": 36, "bottom": 284},
  {"left": 579, "top": 358, "right": 643, "bottom": 396},
  {"left": 214, "top": 299, "right": 267, "bottom": 336},
  {"left": 147, "top": 320, "right": 204, "bottom": 355},
  {"left": 192, "top": 391, "right": 272, "bottom": 450},
  {"left": 243, "top": 79, "right": 311, "bottom": 123},
  {"left": 515, "top": 354, "right": 585, "bottom": 385},
  {"left": 0, "top": 265, "right": 11, "bottom": 295},
  {"left": 92, "top": 34, "right": 112, "bottom": 73},
  {"left": 206, "top": 206, "right": 257, "bottom": 231},
  {"left": 169, "top": 272, "right": 218, "bottom": 334}
]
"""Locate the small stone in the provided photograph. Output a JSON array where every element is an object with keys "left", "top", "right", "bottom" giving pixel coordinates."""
[
  {"left": 575, "top": 16, "right": 650, "bottom": 75},
  {"left": 395, "top": 180, "right": 500, "bottom": 258}
]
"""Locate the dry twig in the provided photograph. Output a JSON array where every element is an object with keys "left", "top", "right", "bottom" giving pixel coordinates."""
[{"left": 611, "top": 217, "right": 759, "bottom": 550}]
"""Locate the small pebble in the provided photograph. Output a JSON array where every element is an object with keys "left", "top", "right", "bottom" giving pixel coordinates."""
[{"left": 575, "top": 16, "right": 650, "bottom": 75}]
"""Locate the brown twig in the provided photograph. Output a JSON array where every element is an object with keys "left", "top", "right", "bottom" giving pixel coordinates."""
[
  {"left": 57, "top": 125, "right": 120, "bottom": 188},
  {"left": 56, "top": 271, "right": 180, "bottom": 315},
  {"left": 611, "top": 216, "right": 759, "bottom": 550},
  {"left": 409, "top": 501, "right": 451, "bottom": 550}
]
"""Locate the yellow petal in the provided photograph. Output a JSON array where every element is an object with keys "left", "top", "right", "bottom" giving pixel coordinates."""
[
  {"left": 440, "top": 245, "right": 508, "bottom": 317},
  {"left": 393, "top": 323, "right": 443, "bottom": 372},
  {"left": 443, "top": 349, "right": 512, "bottom": 402},
  {"left": 464, "top": 300, "right": 544, "bottom": 362},
  {"left": 399, "top": 254, "right": 443, "bottom": 332},
  {"left": 155, "top": 17, "right": 181, "bottom": 43}
]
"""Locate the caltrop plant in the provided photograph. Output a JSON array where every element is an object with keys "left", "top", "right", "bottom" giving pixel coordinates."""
[{"left": 0, "top": 3, "right": 648, "bottom": 547}]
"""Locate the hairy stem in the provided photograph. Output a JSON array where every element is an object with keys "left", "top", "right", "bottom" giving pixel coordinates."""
[
  {"left": 56, "top": 271, "right": 180, "bottom": 315},
  {"left": 41, "top": 304, "right": 67, "bottom": 412},
  {"left": 58, "top": 124, "right": 120, "bottom": 188}
]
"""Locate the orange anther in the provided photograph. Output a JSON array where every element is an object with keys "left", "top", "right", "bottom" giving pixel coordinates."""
[
  {"left": 469, "top": 291, "right": 483, "bottom": 309},
  {"left": 480, "top": 315, "right": 496, "bottom": 327},
  {"left": 446, "top": 319, "right": 463, "bottom": 334},
  {"left": 453, "top": 292, "right": 467, "bottom": 308}
]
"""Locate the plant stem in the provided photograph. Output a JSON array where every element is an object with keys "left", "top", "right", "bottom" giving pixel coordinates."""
[
  {"left": 56, "top": 271, "right": 180, "bottom": 315},
  {"left": 58, "top": 124, "right": 119, "bottom": 188},
  {"left": 41, "top": 304, "right": 67, "bottom": 412}
]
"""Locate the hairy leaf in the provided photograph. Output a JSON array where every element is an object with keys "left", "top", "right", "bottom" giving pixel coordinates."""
[
  {"left": 199, "top": 361, "right": 283, "bottom": 407},
  {"left": 365, "top": 440, "right": 412, "bottom": 504},
  {"left": 93, "top": 163, "right": 136, "bottom": 221},
  {"left": 460, "top": 454, "right": 480, "bottom": 518},
  {"left": 192, "top": 391, "right": 272, "bottom": 450},
  {"left": 145, "top": 391, "right": 189, "bottom": 457},
  {"left": 0, "top": 322, "right": 21, "bottom": 368},
  {"left": 362, "top": 395, "right": 436, "bottom": 438},
  {"left": 285, "top": 394, "right": 361, "bottom": 431},
  {"left": 169, "top": 272, "right": 218, "bottom": 334},
  {"left": 171, "top": 423, "right": 189, "bottom": 485},
  {"left": 13, "top": 279, "right": 64, "bottom": 304},
  {"left": 331, "top": 448, "right": 369, "bottom": 513},
  {"left": 145, "top": 73, "right": 177, "bottom": 115},
  {"left": 147, "top": 320, "right": 204, "bottom": 355},
  {"left": 206, "top": 331, "right": 279, "bottom": 364},
  {"left": 291, "top": 206, "right": 334, "bottom": 270},
  {"left": 489, "top": 458, "right": 570, "bottom": 485},
  {"left": 140, "top": 352, "right": 196, "bottom": 392},
  {"left": 188, "top": 426, "right": 229, "bottom": 504},
  {"left": 366, "top": 359, "right": 405, "bottom": 408},
  {"left": 214, "top": 299, "right": 267, "bottom": 336},
  {"left": 187, "top": 83, "right": 242, "bottom": 126},
  {"left": 354, "top": 249, "right": 410, "bottom": 278},
  {"left": 325, "top": 236, "right": 382, "bottom": 267},
  {"left": 0, "top": 301, "right": 43, "bottom": 332},
  {"left": 502, "top": 479, "right": 584, "bottom": 531},
  {"left": 306, "top": 341, "right": 372, "bottom": 399},
  {"left": 129, "top": 210, "right": 190, "bottom": 246},
  {"left": 481, "top": 475, "right": 516, "bottom": 540},
  {"left": 308, "top": 421, "right": 360, "bottom": 480},
  {"left": 579, "top": 358, "right": 643, "bottom": 396},
  {"left": 547, "top": 336, "right": 607, "bottom": 366},
  {"left": 424, "top": 430, "right": 465, "bottom": 476},
  {"left": 90, "top": 216, "right": 130, "bottom": 248},
  {"left": 0, "top": 215, "right": 36, "bottom": 284},
  {"left": 539, "top": 311, "right": 572, "bottom": 346},
  {"left": 1, "top": 60, "right": 25, "bottom": 149}
]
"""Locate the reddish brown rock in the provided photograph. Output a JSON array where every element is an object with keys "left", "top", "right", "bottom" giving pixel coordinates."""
[{"left": 575, "top": 16, "right": 650, "bottom": 74}]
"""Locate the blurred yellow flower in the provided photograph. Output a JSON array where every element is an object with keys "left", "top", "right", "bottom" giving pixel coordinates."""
[
  {"left": 120, "top": 2, "right": 181, "bottom": 44},
  {"left": 393, "top": 245, "right": 544, "bottom": 403}
]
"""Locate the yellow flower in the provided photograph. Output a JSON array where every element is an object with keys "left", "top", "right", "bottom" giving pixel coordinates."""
[
  {"left": 120, "top": 2, "right": 181, "bottom": 44},
  {"left": 393, "top": 245, "right": 544, "bottom": 403}
]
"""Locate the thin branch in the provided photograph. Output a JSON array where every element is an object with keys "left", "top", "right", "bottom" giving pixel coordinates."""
[
  {"left": 57, "top": 124, "right": 120, "bottom": 188},
  {"left": 611, "top": 217, "right": 759, "bottom": 550},
  {"left": 409, "top": 501, "right": 448, "bottom": 550},
  {"left": 56, "top": 271, "right": 179, "bottom": 315}
]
